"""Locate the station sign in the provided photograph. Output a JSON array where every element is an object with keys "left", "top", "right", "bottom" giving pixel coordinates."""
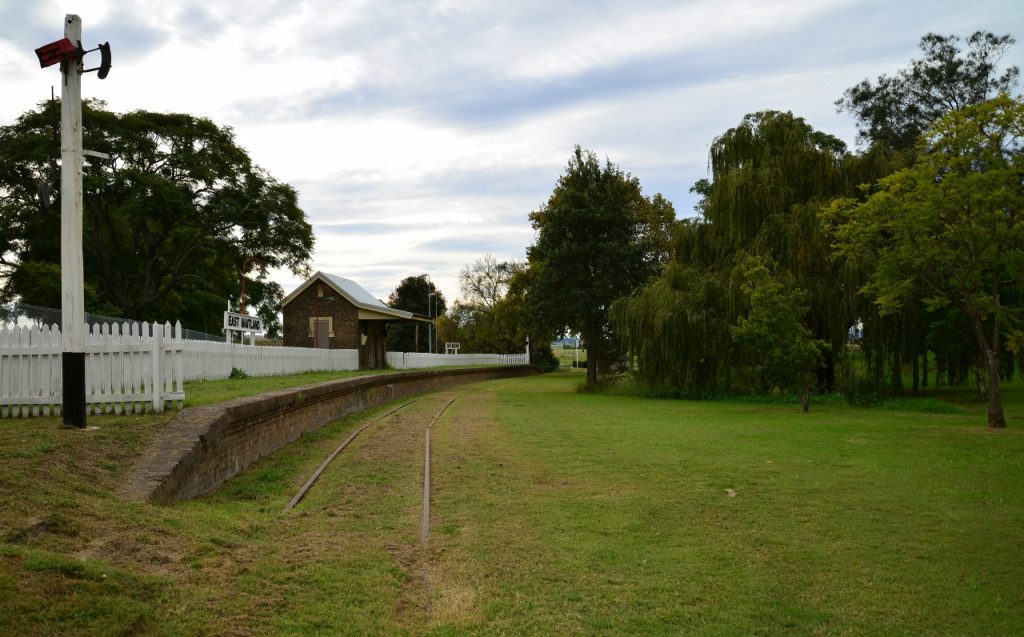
[{"left": 223, "top": 311, "right": 264, "bottom": 333}]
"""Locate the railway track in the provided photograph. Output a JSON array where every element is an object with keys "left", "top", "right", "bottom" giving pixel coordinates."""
[
  {"left": 283, "top": 393, "right": 466, "bottom": 547},
  {"left": 421, "top": 394, "right": 463, "bottom": 544},
  {"left": 282, "top": 397, "right": 422, "bottom": 512}
]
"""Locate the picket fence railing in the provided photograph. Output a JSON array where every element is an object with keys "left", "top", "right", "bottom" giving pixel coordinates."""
[
  {"left": 0, "top": 321, "right": 184, "bottom": 418},
  {"left": 386, "top": 351, "right": 529, "bottom": 369},
  {"left": 1, "top": 322, "right": 530, "bottom": 418},
  {"left": 181, "top": 341, "right": 359, "bottom": 381}
]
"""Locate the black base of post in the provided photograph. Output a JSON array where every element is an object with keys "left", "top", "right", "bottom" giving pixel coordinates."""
[{"left": 62, "top": 352, "right": 86, "bottom": 428}]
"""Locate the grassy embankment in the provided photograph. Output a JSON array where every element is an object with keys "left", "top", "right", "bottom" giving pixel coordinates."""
[{"left": 1, "top": 371, "right": 1022, "bottom": 635}]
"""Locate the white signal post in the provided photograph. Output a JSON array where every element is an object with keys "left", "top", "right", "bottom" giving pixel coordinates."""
[
  {"left": 35, "top": 14, "right": 111, "bottom": 427},
  {"left": 60, "top": 15, "right": 86, "bottom": 428}
]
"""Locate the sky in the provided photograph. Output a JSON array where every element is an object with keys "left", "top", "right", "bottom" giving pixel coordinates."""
[{"left": 1, "top": 0, "right": 1022, "bottom": 305}]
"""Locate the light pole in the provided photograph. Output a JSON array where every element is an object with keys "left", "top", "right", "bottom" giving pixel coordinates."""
[
  {"left": 428, "top": 292, "right": 436, "bottom": 355},
  {"left": 239, "top": 256, "right": 262, "bottom": 315},
  {"left": 420, "top": 273, "right": 432, "bottom": 354}
]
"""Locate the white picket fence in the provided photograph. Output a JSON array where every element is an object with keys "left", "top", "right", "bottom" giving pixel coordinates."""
[
  {"left": 387, "top": 351, "right": 529, "bottom": 369},
  {"left": 0, "top": 321, "right": 185, "bottom": 418},
  {"left": 181, "top": 341, "right": 359, "bottom": 381},
  {"left": 0, "top": 322, "right": 531, "bottom": 418}
]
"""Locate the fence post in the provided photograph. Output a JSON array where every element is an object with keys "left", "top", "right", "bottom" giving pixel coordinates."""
[
  {"left": 151, "top": 322, "right": 162, "bottom": 412},
  {"left": 174, "top": 321, "right": 184, "bottom": 407}
]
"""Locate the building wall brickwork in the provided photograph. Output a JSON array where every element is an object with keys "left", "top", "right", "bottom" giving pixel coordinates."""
[
  {"left": 282, "top": 281, "right": 359, "bottom": 349},
  {"left": 124, "top": 366, "right": 541, "bottom": 503}
]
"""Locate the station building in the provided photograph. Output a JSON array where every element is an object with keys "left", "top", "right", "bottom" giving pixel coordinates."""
[{"left": 281, "top": 272, "right": 430, "bottom": 369}]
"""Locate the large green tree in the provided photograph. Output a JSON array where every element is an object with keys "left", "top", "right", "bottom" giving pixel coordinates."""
[
  {"left": 825, "top": 95, "right": 1024, "bottom": 428},
  {"left": 837, "top": 31, "right": 1019, "bottom": 151},
  {"left": 386, "top": 275, "right": 447, "bottom": 353},
  {"left": 731, "top": 258, "right": 829, "bottom": 412},
  {"left": 616, "top": 111, "right": 857, "bottom": 394},
  {"left": 0, "top": 100, "right": 313, "bottom": 335},
  {"left": 834, "top": 31, "right": 1021, "bottom": 395},
  {"left": 525, "top": 146, "right": 675, "bottom": 386}
]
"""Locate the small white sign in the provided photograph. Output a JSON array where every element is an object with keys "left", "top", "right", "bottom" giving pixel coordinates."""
[{"left": 223, "top": 311, "right": 264, "bottom": 333}]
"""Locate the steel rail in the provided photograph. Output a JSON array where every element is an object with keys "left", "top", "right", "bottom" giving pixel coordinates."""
[
  {"left": 421, "top": 394, "right": 464, "bottom": 544},
  {"left": 283, "top": 397, "right": 421, "bottom": 512}
]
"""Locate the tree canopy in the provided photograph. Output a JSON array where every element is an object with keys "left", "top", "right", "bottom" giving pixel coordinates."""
[
  {"left": 0, "top": 100, "right": 313, "bottom": 336},
  {"left": 615, "top": 110, "right": 857, "bottom": 398},
  {"left": 386, "top": 275, "right": 447, "bottom": 353},
  {"left": 445, "top": 255, "right": 527, "bottom": 355},
  {"left": 837, "top": 31, "right": 1019, "bottom": 150},
  {"left": 731, "top": 258, "right": 829, "bottom": 412},
  {"left": 524, "top": 146, "right": 676, "bottom": 385},
  {"left": 824, "top": 94, "right": 1024, "bottom": 427},
  {"left": 459, "top": 254, "right": 521, "bottom": 311},
  {"left": 612, "top": 31, "right": 1022, "bottom": 419}
]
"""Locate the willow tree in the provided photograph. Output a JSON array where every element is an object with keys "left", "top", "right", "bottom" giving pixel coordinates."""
[
  {"left": 617, "top": 111, "right": 858, "bottom": 393},
  {"left": 613, "top": 220, "right": 734, "bottom": 393}
]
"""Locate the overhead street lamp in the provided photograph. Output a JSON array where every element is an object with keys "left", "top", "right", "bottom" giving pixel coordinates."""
[
  {"left": 419, "top": 273, "right": 433, "bottom": 354},
  {"left": 428, "top": 292, "right": 436, "bottom": 355}
]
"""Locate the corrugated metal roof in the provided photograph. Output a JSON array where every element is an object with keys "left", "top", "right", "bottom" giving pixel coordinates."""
[
  {"left": 281, "top": 272, "right": 427, "bottom": 323},
  {"left": 320, "top": 273, "right": 390, "bottom": 310}
]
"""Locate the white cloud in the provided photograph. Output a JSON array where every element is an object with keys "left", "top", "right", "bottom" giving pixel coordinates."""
[
  {"left": 2, "top": 0, "right": 1023, "bottom": 311},
  {"left": 504, "top": 0, "right": 855, "bottom": 81}
]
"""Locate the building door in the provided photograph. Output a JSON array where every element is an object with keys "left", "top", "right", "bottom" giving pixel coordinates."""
[
  {"left": 315, "top": 319, "right": 330, "bottom": 348},
  {"left": 359, "top": 321, "right": 386, "bottom": 369}
]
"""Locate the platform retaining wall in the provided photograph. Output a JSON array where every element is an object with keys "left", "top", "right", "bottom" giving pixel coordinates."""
[{"left": 125, "top": 366, "right": 539, "bottom": 503}]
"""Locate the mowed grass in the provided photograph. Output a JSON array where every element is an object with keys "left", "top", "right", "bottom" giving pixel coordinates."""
[
  {"left": 427, "top": 377, "right": 1024, "bottom": 635},
  {"left": 183, "top": 368, "right": 390, "bottom": 407},
  {"left": 1, "top": 371, "right": 1023, "bottom": 635}
]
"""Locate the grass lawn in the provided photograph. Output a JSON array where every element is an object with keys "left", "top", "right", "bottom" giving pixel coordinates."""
[
  {"left": 182, "top": 368, "right": 391, "bottom": 407},
  {"left": 1, "top": 371, "right": 1022, "bottom": 635},
  {"left": 553, "top": 346, "right": 586, "bottom": 369}
]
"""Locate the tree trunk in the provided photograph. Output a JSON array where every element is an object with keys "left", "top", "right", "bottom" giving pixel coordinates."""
[
  {"left": 912, "top": 353, "right": 919, "bottom": 395},
  {"left": 801, "top": 387, "right": 810, "bottom": 413},
  {"left": 983, "top": 352, "right": 1005, "bottom": 428},
  {"left": 585, "top": 318, "right": 598, "bottom": 387},
  {"left": 964, "top": 305, "right": 1006, "bottom": 428},
  {"left": 818, "top": 350, "right": 836, "bottom": 392},
  {"left": 891, "top": 347, "right": 903, "bottom": 393}
]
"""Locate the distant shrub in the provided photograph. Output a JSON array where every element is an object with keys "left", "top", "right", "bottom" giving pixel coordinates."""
[
  {"left": 874, "top": 397, "right": 959, "bottom": 414},
  {"left": 533, "top": 345, "right": 560, "bottom": 373},
  {"left": 229, "top": 367, "right": 249, "bottom": 379}
]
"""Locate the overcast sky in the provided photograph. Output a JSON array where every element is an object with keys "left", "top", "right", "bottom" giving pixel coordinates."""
[{"left": 1, "top": 0, "right": 1022, "bottom": 304}]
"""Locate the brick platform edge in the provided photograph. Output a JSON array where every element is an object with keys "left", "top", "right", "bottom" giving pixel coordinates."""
[{"left": 123, "top": 365, "right": 540, "bottom": 504}]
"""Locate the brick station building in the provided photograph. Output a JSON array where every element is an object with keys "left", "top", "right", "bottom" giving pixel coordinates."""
[{"left": 281, "top": 272, "right": 430, "bottom": 369}]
